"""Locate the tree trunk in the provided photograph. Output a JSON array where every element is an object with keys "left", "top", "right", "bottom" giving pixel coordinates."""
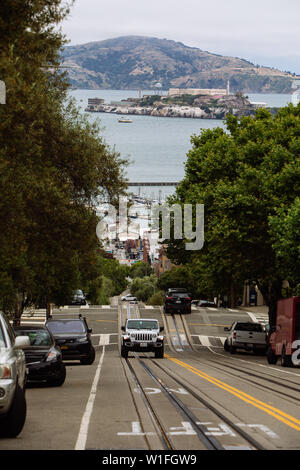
[
  {"left": 230, "top": 283, "right": 236, "bottom": 308},
  {"left": 257, "top": 279, "right": 282, "bottom": 327},
  {"left": 46, "top": 302, "right": 52, "bottom": 319},
  {"left": 13, "top": 298, "right": 24, "bottom": 327}
]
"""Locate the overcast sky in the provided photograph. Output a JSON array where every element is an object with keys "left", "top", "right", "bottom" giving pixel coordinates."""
[{"left": 62, "top": 0, "right": 300, "bottom": 74}]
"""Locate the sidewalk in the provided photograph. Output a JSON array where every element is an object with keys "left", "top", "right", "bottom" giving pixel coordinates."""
[{"left": 238, "top": 305, "right": 269, "bottom": 315}]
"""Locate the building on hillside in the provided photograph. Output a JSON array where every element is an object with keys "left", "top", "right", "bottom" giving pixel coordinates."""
[
  {"left": 142, "top": 236, "right": 150, "bottom": 264},
  {"left": 88, "top": 98, "right": 104, "bottom": 106},
  {"left": 168, "top": 88, "right": 228, "bottom": 97},
  {"left": 154, "top": 245, "right": 176, "bottom": 277}
]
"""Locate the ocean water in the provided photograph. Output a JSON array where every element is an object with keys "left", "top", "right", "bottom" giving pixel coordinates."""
[{"left": 69, "top": 89, "right": 293, "bottom": 199}]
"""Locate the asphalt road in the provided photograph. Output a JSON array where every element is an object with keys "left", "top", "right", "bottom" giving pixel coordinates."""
[{"left": 1, "top": 304, "right": 299, "bottom": 451}]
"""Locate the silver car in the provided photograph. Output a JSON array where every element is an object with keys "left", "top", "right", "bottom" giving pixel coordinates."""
[{"left": 0, "top": 312, "right": 30, "bottom": 437}]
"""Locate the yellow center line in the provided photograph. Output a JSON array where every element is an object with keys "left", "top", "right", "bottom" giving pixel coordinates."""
[{"left": 165, "top": 354, "right": 300, "bottom": 431}]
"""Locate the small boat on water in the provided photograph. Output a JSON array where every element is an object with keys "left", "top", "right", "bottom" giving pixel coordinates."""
[{"left": 118, "top": 116, "right": 133, "bottom": 123}]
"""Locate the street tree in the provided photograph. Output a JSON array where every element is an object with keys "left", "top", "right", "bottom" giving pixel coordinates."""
[
  {"left": 0, "top": 1, "right": 128, "bottom": 323},
  {"left": 165, "top": 106, "right": 300, "bottom": 325}
]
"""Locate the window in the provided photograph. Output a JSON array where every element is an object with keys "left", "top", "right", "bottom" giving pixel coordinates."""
[
  {"left": 15, "top": 329, "right": 53, "bottom": 346},
  {"left": 235, "top": 323, "right": 263, "bottom": 332},
  {"left": 0, "top": 321, "right": 6, "bottom": 348},
  {"left": 2, "top": 314, "right": 15, "bottom": 346},
  {"left": 47, "top": 320, "right": 86, "bottom": 334},
  {"left": 126, "top": 320, "right": 158, "bottom": 330}
]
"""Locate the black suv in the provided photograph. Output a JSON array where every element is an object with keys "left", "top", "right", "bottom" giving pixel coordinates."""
[
  {"left": 164, "top": 288, "right": 192, "bottom": 314},
  {"left": 45, "top": 315, "right": 95, "bottom": 365}
]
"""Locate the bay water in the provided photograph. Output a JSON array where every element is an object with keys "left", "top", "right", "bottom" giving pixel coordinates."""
[{"left": 69, "top": 89, "right": 293, "bottom": 200}]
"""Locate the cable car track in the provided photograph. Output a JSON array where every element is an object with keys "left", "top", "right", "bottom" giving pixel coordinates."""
[
  {"left": 120, "top": 305, "right": 264, "bottom": 449},
  {"left": 124, "top": 353, "right": 264, "bottom": 450},
  {"left": 160, "top": 307, "right": 300, "bottom": 402}
]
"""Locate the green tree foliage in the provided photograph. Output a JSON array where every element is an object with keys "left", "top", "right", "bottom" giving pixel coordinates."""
[
  {"left": 165, "top": 105, "right": 300, "bottom": 324},
  {"left": 129, "top": 261, "right": 153, "bottom": 279},
  {"left": 146, "top": 291, "right": 164, "bottom": 306},
  {"left": 269, "top": 198, "right": 300, "bottom": 288},
  {"left": 0, "top": 1, "right": 127, "bottom": 323},
  {"left": 82, "top": 254, "right": 129, "bottom": 305},
  {"left": 130, "top": 275, "right": 157, "bottom": 302},
  {"left": 157, "top": 267, "right": 197, "bottom": 297}
]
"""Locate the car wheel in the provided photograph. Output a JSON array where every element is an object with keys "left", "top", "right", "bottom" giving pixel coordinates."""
[
  {"left": 229, "top": 342, "right": 236, "bottom": 354},
  {"left": 267, "top": 346, "right": 277, "bottom": 365},
  {"left": 155, "top": 347, "right": 164, "bottom": 358},
  {"left": 80, "top": 346, "right": 96, "bottom": 365},
  {"left": 121, "top": 346, "right": 128, "bottom": 358},
  {"left": 224, "top": 339, "right": 229, "bottom": 352},
  {"left": 47, "top": 365, "right": 66, "bottom": 387},
  {"left": 0, "top": 382, "right": 26, "bottom": 438}
]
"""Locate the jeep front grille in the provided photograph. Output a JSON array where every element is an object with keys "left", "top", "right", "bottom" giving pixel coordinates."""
[{"left": 135, "top": 333, "right": 153, "bottom": 341}]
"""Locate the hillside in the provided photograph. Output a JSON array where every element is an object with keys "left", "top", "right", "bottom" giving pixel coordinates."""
[{"left": 62, "top": 36, "right": 295, "bottom": 93}]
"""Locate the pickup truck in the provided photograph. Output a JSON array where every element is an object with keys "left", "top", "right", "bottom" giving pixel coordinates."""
[
  {"left": 121, "top": 318, "right": 164, "bottom": 358},
  {"left": 224, "top": 321, "right": 267, "bottom": 354},
  {"left": 0, "top": 312, "right": 30, "bottom": 437}
]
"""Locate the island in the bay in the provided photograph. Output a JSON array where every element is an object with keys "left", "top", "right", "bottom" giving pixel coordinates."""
[{"left": 85, "top": 87, "right": 273, "bottom": 120}]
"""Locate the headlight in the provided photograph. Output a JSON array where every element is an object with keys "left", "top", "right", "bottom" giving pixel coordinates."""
[
  {"left": 130, "top": 333, "right": 135, "bottom": 338},
  {"left": 157, "top": 336, "right": 164, "bottom": 341},
  {"left": 46, "top": 350, "right": 59, "bottom": 362},
  {"left": 77, "top": 336, "right": 88, "bottom": 343},
  {"left": 0, "top": 365, "right": 12, "bottom": 379}
]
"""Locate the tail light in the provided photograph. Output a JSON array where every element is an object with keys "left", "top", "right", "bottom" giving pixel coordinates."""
[
  {"left": 186, "top": 297, "right": 191, "bottom": 301},
  {"left": 167, "top": 296, "right": 172, "bottom": 300},
  {"left": 233, "top": 332, "right": 236, "bottom": 339}
]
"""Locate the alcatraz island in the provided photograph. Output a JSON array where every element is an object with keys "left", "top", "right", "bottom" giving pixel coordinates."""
[{"left": 85, "top": 87, "right": 272, "bottom": 120}]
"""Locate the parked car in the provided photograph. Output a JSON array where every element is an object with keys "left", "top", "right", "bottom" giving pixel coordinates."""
[
  {"left": 164, "top": 289, "right": 191, "bottom": 314},
  {"left": 14, "top": 325, "right": 66, "bottom": 386},
  {"left": 0, "top": 311, "right": 30, "bottom": 437},
  {"left": 45, "top": 315, "right": 95, "bottom": 365},
  {"left": 121, "top": 318, "right": 164, "bottom": 358},
  {"left": 224, "top": 321, "right": 267, "bottom": 354},
  {"left": 69, "top": 289, "right": 87, "bottom": 306},
  {"left": 197, "top": 300, "right": 217, "bottom": 308},
  {"left": 121, "top": 294, "right": 137, "bottom": 302},
  {"left": 267, "top": 296, "right": 300, "bottom": 367}
]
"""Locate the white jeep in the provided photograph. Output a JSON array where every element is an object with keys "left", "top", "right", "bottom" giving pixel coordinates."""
[{"left": 121, "top": 318, "right": 164, "bottom": 358}]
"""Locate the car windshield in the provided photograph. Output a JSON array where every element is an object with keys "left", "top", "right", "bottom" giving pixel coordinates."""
[
  {"left": 0, "top": 322, "right": 6, "bottom": 348},
  {"left": 235, "top": 323, "right": 263, "bottom": 332},
  {"left": 47, "top": 320, "right": 86, "bottom": 334},
  {"left": 126, "top": 320, "right": 158, "bottom": 330},
  {"left": 15, "top": 329, "right": 53, "bottom": 346}
]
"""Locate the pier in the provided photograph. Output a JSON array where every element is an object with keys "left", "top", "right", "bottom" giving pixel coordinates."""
[{"left": 128, "top": 182, "right": 179, "bottom": 187}]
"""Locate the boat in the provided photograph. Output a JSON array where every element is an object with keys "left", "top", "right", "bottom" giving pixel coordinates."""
[{"left": 118, "top": 116, "right": 133, "bottom": 123}]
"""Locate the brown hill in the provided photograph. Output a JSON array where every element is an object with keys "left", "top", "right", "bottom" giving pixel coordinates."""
[{"left": 62, "top": 36, "right": 295, "bottom": 93}]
